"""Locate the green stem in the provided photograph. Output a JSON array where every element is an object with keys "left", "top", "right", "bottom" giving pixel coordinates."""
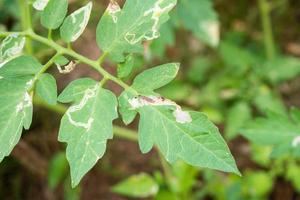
[
  {"left": 158, "top": 152, "right": 174, "bottom": 188},
  {"left": 48, "top": 29, "right": 53, "bottom": 40},
  {"left": 33, "top": 97, "right": 138, "bottom": 141},
  {"left": 0, "top": 31, "right": 137, "bottom": 95},
  {"left": 18, "top": 0, "right": 33, "bottom": 54},
  {"left": 258, "top": 0, "right": 275, "bottom": 60}
]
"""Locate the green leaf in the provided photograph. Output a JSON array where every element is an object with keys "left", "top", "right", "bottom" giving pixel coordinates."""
[
  {"left": 241, "top": 110, "right": 300, "bottom": 158},
  {"left": 0, "top": 77, "right": 33, "bottom": 162},
  {"left": 177, "top": 0, "right": 219, "bottom": 47},
  {"left": 0, "top": 56, "right": 44, "bottom": 162},
  {"left": 36, "top": 73, "right": 57, "bottom": 105},
  {"left": 60, "top": 2, "right": 92, "bottom": 42},
  {"left": 225, "top": 102, "right": 251, "bottom": 140},
  {"left": 117, "top": 55, "right": 134, "bottom": 78},
  {"left": 112, "top": 173, "right": 159, "bottom": 198},
  {"left": 0, "top": 34, "right": 25, "bottom": 66},
  {"left": 96, "top": 0, "right": 177, "bottom": 62},
  {"left": 48, "top": 152, "right": 68, "bottom": 189},
  {"left": 54, "top": 55, "right": 69, "bottom": 66},
  {"left": 0, "top": 55, "right": 42, "bottom": 78},
  {"left": 41, "top": 0, "right": 68, "bottom": 29},
  {"left": 137, "top": 105, "right": 240, "bottom": 175},
  {"left": 58, "top": 78, "right": 118, "bottom": 187},
  {"left": 260, "top": 56, "right": 300, "bottom": 84},
  {"left": 132, "top": 63, "right": 179, "bottom": 94}
]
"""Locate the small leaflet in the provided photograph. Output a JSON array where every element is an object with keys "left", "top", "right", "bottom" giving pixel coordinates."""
[
  {"left": 33, "top": 0, "right": 49, "bottom": 11},
  {"left": 60, "top": 2, "right": 93, "bottom": 42},
  {"left": 0, "top": 34, "right": 25, "bottom": 67}
]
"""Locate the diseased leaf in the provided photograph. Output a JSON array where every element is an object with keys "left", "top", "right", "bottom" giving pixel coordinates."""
[
  {"left": 177, "top": 0, "right": 219, "bottom": 47},
  {"left": 118, "top": 63, "right": 179, "bottom": 124},
  {"left": 112, "top": 173, "right": 159, "bottom": 198},
  {"left": 119, "top": 63, "right": 239, "bottom": 175},
  {"left": 241, "top": 110, "right": 300, "bottom": 158},
  {"left": 0, "top": 77, "right": 34, "bottom": 162},
  {"left": 0, "top": 56, "right": 44, "bottom": 162},
  {"left": 36, "top": 73, "right": 57, "bottom": 105},
  {"left": 58, "top": 78, "right": 118, "bottom": 187},
  {"left": 137, "top": 105, "right": 240, "bottom": 175},
  {"left": 0, "top": 34, "right": 25, "bottom": 66},
  {"left": 60, "top": 2, "right": 92, "bottom": 42},
  {"left": 132, "top": 63, "right": 179, "bottom": 94},
  {"left": 41, "top": 0, "right": 68, "bottom": 29},
  {"left": 96, "top": 0, "right": 177, "bottom": 61}
]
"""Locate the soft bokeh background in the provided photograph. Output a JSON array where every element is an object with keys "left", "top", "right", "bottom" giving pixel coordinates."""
[{"left": 1, "top": 0, "right": 300, "bottom": 199}]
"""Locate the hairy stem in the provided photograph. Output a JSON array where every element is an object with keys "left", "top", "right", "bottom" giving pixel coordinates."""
[{"left": 258, "top": 0, "right": 275, "bottom": 60}]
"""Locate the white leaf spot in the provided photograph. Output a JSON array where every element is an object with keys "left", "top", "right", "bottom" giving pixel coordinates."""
[
  {"left": 33, "top": 0, "right": 49, "bottom": 11},
  {"left": 107, "top": 0, "right": 121, "bottom": 23},
  {"left": 124, "top": 0, "right": 175, "bottom": 44},
  {"left": 292, "top": 136, "right": 300, "bottom": 148},
  {"left": 66, "top": 84, "right": 98, "bottom": 131},
  {"left": 173, "top": 109, "right": 192, "bottom": 124},
  {"left": 200, "top": 20, "right": 220, "bottom": 46}
]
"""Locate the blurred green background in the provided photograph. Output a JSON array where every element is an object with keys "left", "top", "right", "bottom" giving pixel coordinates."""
[{"left": 1, "top": 0, "right": 300, "bottom": 199}]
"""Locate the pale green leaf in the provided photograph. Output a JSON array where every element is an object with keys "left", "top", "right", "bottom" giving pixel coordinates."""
[
  {"left": 41, "top": 0, "right": 68, "bottom": 29},
  {"left": 48, "top": 152, "right": 68, "bottom": 189},
  {"left": 96, "top": 0, "right": 177, "bottom": 61},
  {"left": 0, "top": 55, "right": 42, "bottom": 78},
  {"left": 112, "top": 173, "right": 159, "bottom": 198},
  {"left": 58, "top": 78, "right": 118, "bottom": 187},
  {"left": 0, "top": 34, "right": 25, "bottom": 66},
  {"left": 225, "top": 102, "right": 251, "bottom": 140},
  {"left": 36, "top": 73, "right": 57, "bottom": 105},
  {"left": 0, "top": 77, "right": 33, "bottom": 162},
  {"left": 117, "top": 54, "right": 134, "bottom": 78},
  {"left": 241, "top": 110, "right": 300, "bottom": 158},
  {"left": 132, "top": 63, "right": 179, "bottom": 94},
  {"left": 60, "top": 2, "right": 92, "bottom": 42},
  {"left": 118, "top": 90, "right": 137, "bottom": 125},
  {"left": 177, "top": 0, "right": 219, "bottom": 47},
  {"left": 54, "top": 55, "right": 69, "bottom": 66},
  {"left": 137, "top": 105, "right": 240, "bottom": 175}
]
